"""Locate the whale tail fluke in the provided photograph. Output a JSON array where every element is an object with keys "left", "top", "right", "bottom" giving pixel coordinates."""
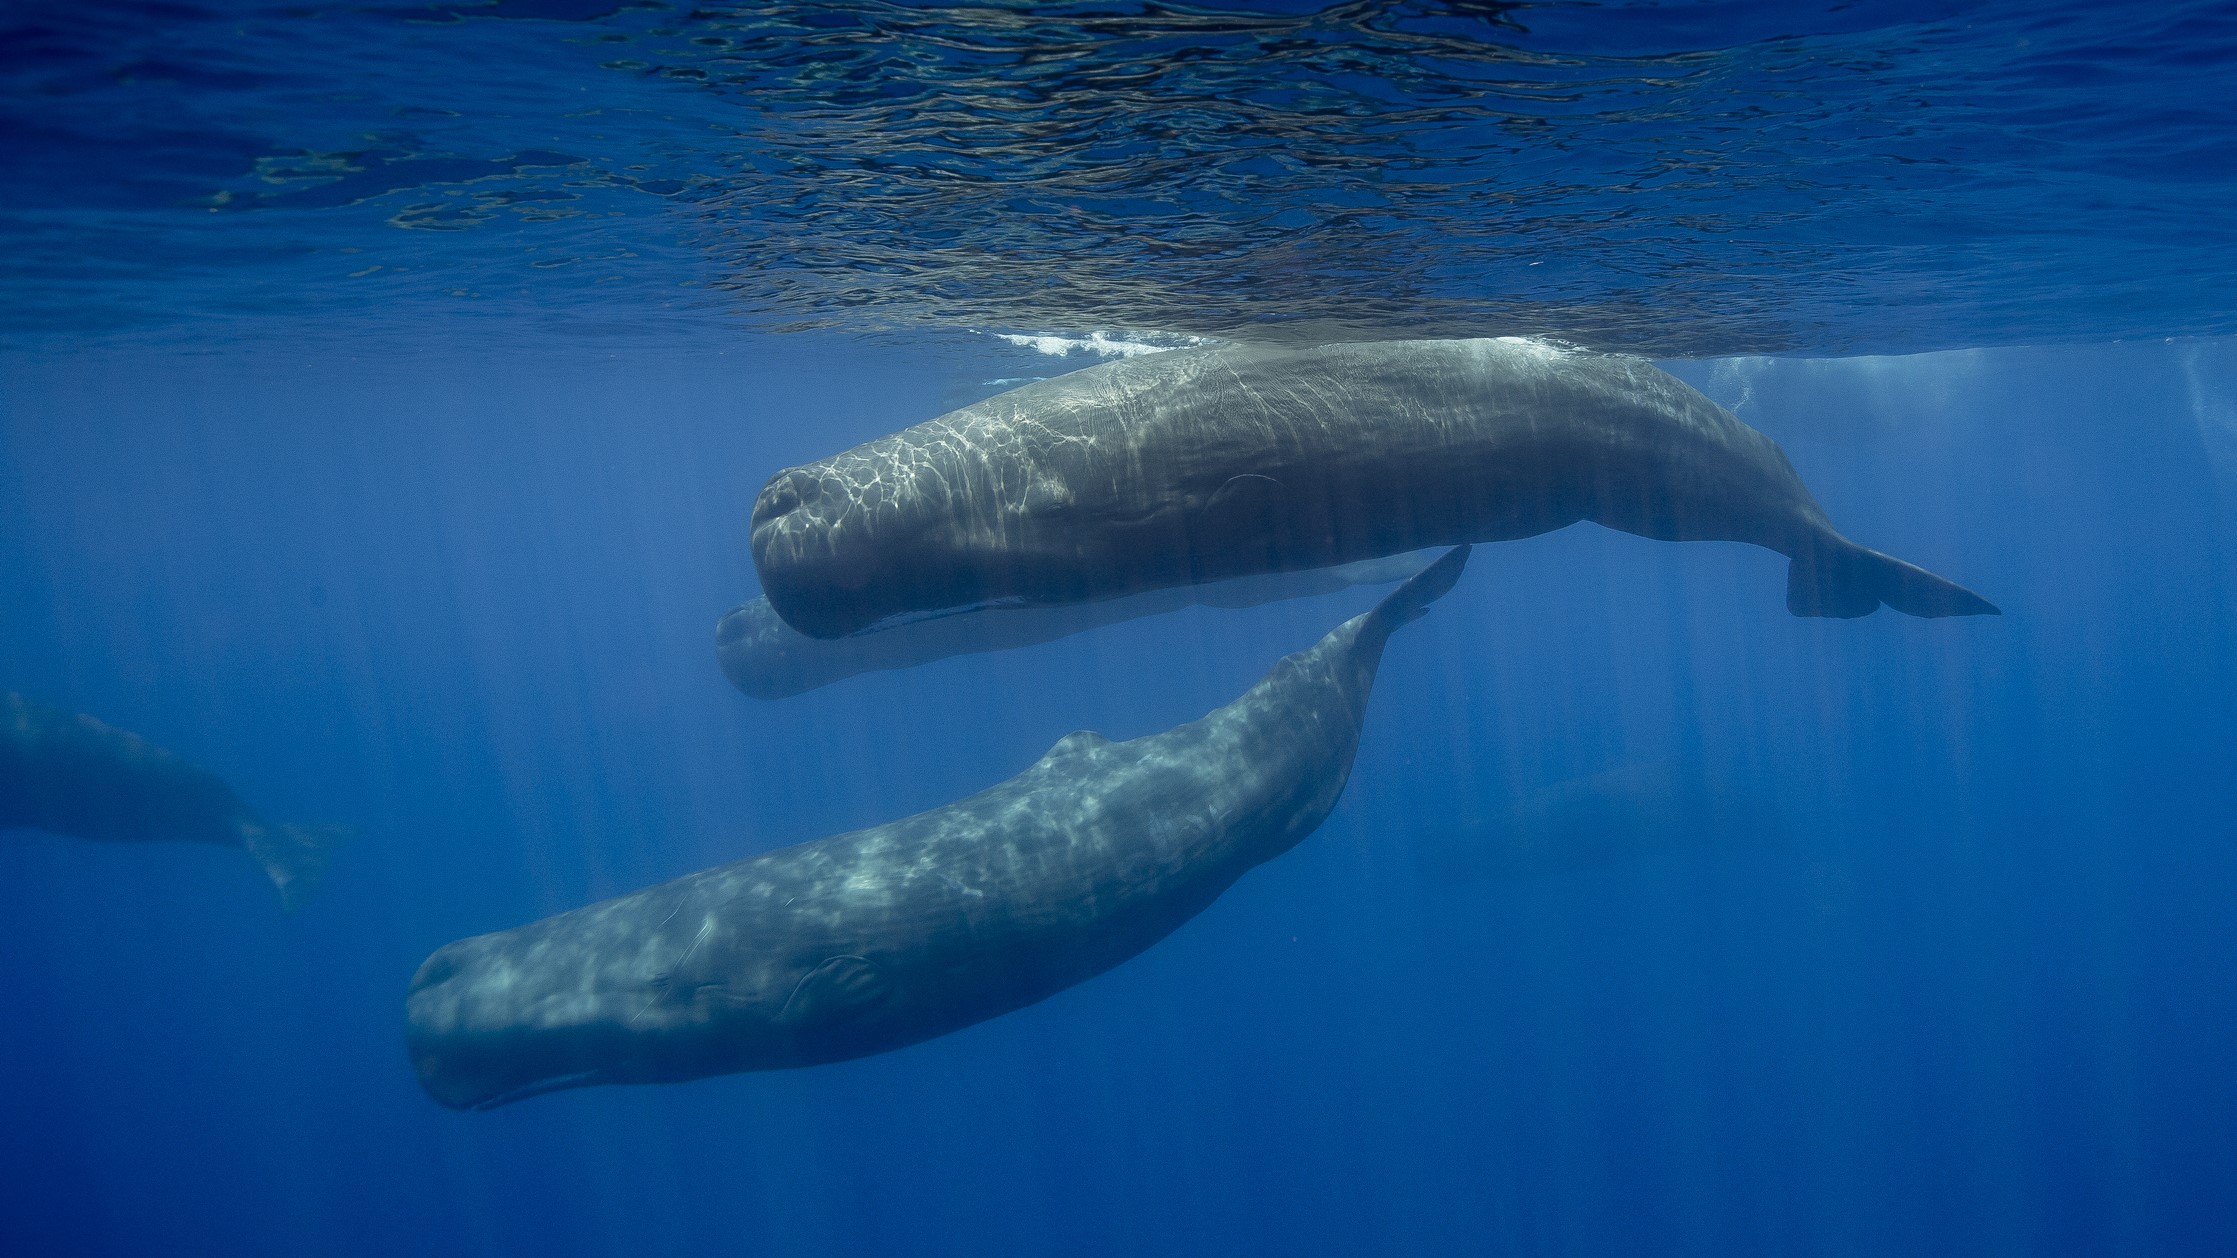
[
  {"left": 1367, "top": 544, "right": 1471, "bottom": 637},
  {"left": 242, "top": 821, "right": 350, "bottom": 912},
  {"left": 1320, "top": 544, "right": 1470, "bottom": 714},
  {"left": 1787, "top": 541, "right": 1999, "bottom": 619}
]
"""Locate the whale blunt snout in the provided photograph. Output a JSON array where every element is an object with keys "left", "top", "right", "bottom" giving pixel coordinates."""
[
  {"left": 752, "top": 468, "right": 807, "bottom": 523},
  {"left": 749, "top": 469, "right": 886, "bottom": 637},
  {"left": 750, "top": 469, "right": 852, "bottom": 569},
  {"left": 751, "top": 472, "right": 946, "bottom": 638},
  {"left": 404, "top": 942, "right": 515, "bottom": 1110},
  {"left": 404, "top": 940, "right": 622, "bottom": 1111}
]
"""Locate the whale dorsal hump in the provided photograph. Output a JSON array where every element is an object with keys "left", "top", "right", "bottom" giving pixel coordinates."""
[
  {"left": 778, "top": 955, "right": 890, "bottom": 1029},
  {"left": 1046, "top": 730, "right": 1110, "bottom": 759}
]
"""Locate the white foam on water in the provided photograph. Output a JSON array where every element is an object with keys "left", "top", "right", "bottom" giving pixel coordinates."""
[{"left": 984, "top": 330, "right": 1214, "bottom": 358}]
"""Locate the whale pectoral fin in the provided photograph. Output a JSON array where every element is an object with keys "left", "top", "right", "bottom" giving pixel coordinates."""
[{"left": 777, "top": 955, "right": 891, "bottom": 1030}]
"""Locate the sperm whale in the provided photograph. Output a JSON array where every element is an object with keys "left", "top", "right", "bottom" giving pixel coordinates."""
[
  {"left": 1, "top": 692, "right": 343, "bottom": 909},
  {"left": 749, "top": 337, "right": 1996, "bottom": 639},
  {"left": 406, "top": 548, "right": 1471, "bottom": 1109}
]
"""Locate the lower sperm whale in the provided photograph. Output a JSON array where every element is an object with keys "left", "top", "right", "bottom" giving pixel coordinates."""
[
  {"left": 406, "top": 546, "right": 1471, "bottom": 1109},
  {"left": 750, "top": 337, "right": 1996, "bottom": 639},
  {"left": 1, "top": 692, "right": 344, "bottom": 909}
]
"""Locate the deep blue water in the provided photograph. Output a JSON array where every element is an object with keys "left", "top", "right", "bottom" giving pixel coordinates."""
[{"left": 5, "top": 3, "right": 2237, "bottom": 1256}]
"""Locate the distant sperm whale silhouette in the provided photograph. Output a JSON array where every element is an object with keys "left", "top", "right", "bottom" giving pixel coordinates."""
[
  {"left": 1411, "top": 759, "right": 1788, "bottom": 884},
  {"left": 1, "top": 693, "right": 344, "bottom": 909},
  {"left": 407, "top": 547, "right": 1471, "bottom": 1110},
  {"left": 749, "top": 337, "right": 1995, "bottom": 638}
]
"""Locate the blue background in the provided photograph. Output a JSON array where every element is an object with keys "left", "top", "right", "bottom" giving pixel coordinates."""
[
  {"left": 3, "top": 334, "right": 2234, "bottom": 1256},
  {"left": 7, "top": 0, "right": 2237, "bottom": 1252}
]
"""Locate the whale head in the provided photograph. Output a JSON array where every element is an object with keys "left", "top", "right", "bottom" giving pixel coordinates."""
[
  {"left": 748, "top": 456, "right": 1008, "bottom": 640},
  {"left": 403, "top": 897, "right": 793, "bottom": 1110},
  {"left": 404, "top": 929, "right": 647, "bottom": 1110}
]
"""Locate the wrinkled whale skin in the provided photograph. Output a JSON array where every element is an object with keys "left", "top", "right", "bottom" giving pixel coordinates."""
[
  {"left": 406, "top": 548, "right": 1470, "bottom": 1110},
  {"left": 750, "top": 338, "right": 1995, "bottom": 639}
]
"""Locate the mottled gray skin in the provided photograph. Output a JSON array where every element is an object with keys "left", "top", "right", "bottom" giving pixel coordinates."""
[
  {"left": 751, "top": 338, "right": 1995, "bottom": 639},
  {"left": 407, "top": 547, "right": 1470, "bottom": 1110},
  {"left": 717, "top": 551, "right": 1435, "bottom": 700},
  {"left": 0, "top": 693, "right": 342, "bottom": 909}
]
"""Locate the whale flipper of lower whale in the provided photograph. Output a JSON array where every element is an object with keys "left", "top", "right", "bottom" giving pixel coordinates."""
[
  {"left": 406, "top": 547, "right": 1472, "bottom": 1110},
  {"left": 1787, "top": 539, "right": 2001, "bottom": 619}
]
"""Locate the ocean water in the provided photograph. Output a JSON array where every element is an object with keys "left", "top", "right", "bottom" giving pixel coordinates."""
[{"left": 4, "top": 3, "right": 2236, "bottom": 1256}]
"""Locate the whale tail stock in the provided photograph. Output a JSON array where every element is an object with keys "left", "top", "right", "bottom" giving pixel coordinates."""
[
  {"left": 241, "top": 820, "right": 350, "bottom": 912},
  {"left": 1358, "top": 544, "right": 1472, "bottom": 650},
  {"left": 1786, "top": 539, "right": 2000, "bottom": 619}
]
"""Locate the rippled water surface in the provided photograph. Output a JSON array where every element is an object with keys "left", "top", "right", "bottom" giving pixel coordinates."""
[{"left": 8, "top": 0, "right": 2237, "bottom": 352}]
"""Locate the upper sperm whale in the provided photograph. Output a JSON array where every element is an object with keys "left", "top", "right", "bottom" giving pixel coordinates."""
[{"left": 750, "top": 337, "right": 1995, "bottom": 639}]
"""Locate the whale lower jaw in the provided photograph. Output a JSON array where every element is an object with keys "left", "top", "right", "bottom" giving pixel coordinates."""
[{"left": 465, "top": 1070, "right": 606, "bottom": 1111}]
